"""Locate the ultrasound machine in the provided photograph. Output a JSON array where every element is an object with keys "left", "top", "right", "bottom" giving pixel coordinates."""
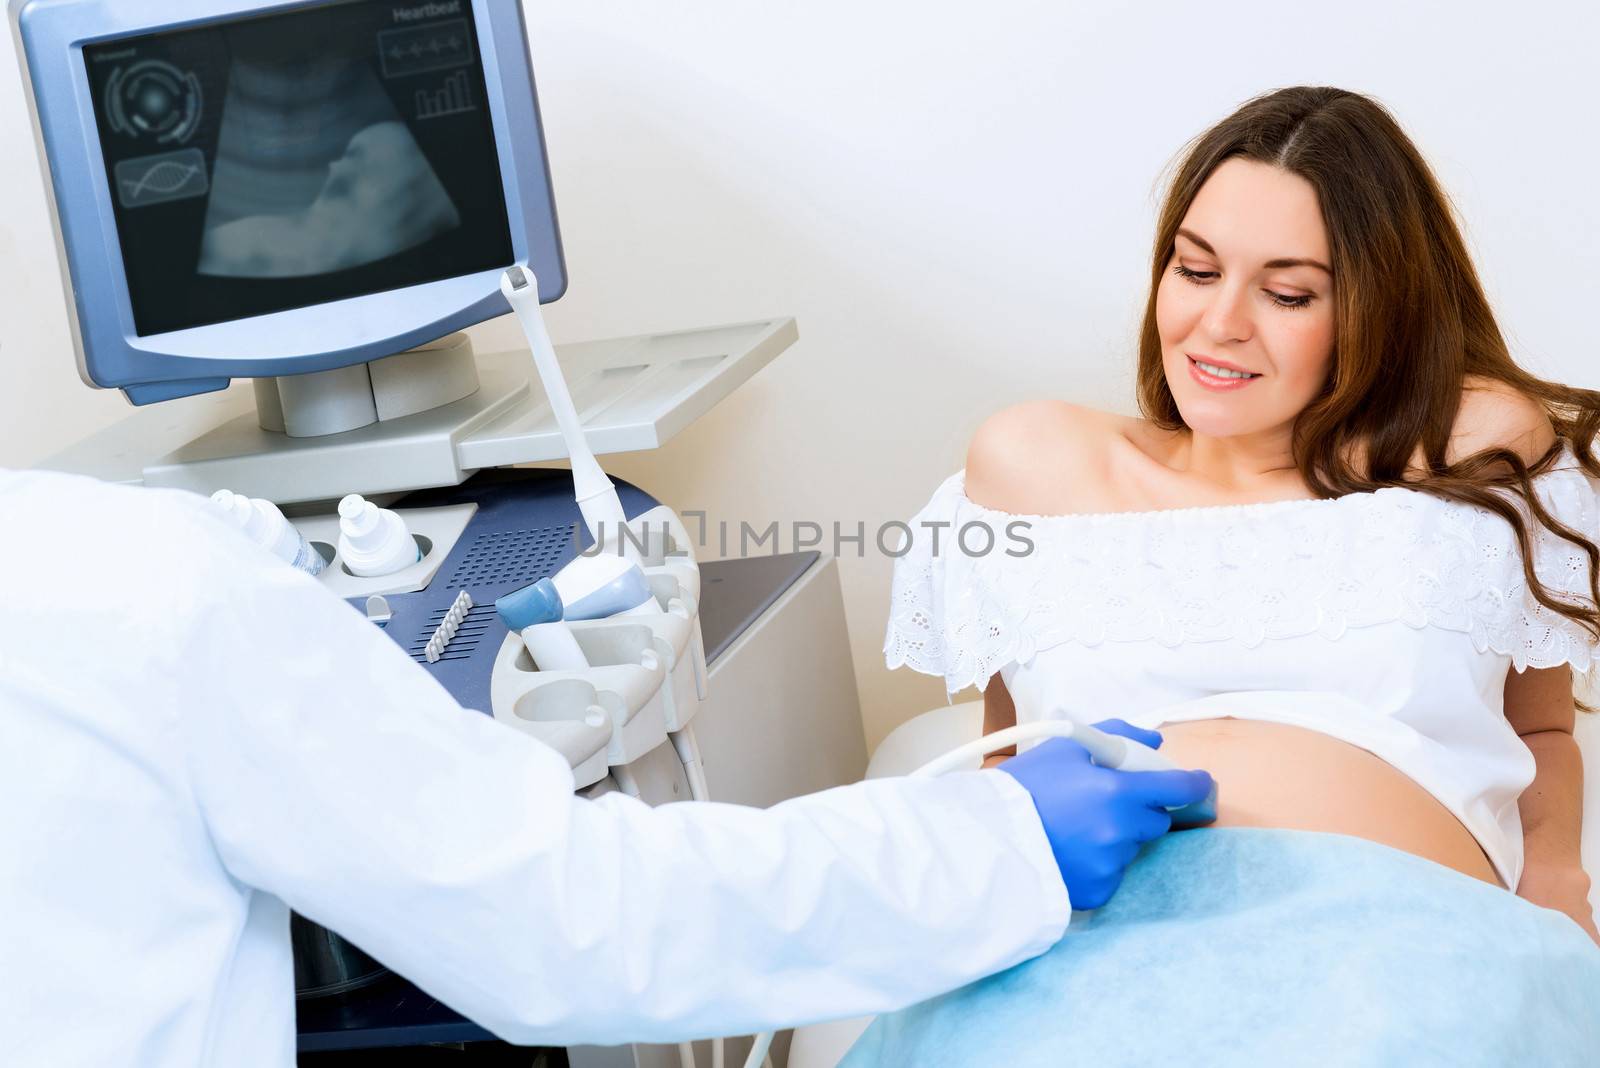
[{"left": 12, "top": 3, "right": 866, "bottom": 1064}]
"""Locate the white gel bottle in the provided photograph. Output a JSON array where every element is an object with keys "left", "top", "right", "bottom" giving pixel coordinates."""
[
  {"left": 336, "top": 494, "right": 421, "bottom": 577},
  {"left": 210, "top": 489, "right": 325, "bottom": 577}
]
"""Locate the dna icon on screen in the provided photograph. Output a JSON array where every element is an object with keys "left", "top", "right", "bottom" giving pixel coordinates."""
[{"left": 114, "top": 148, "right": 210, "bottom": 209}]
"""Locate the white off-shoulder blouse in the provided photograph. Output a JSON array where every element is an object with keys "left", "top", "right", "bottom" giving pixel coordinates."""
[{"left": 884, "top": 447, "right": 1600, "bottom": 888}]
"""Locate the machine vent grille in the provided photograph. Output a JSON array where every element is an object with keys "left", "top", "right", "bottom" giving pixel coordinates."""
[
  {"left": 443, "top": 526, "right": 571, "bottom": 589},
  {"left": 407, "top": 603, "right": 498, "bottom": 664}
]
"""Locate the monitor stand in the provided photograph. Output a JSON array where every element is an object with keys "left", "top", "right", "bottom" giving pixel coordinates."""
[{"left": 254, "top": 333, "right": 482, "bottom": 438}]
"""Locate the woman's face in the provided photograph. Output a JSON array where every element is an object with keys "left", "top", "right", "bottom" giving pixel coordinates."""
[{"left": 1155, "top": 157, "right": 1336, "bottom": 440}]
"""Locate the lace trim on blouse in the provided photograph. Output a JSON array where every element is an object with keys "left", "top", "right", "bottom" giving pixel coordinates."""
[{"left": 884, "top": 451, "right": 1600, "bottom": 694}]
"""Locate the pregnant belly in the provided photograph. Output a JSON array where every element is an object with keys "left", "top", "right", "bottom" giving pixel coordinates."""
[{"left": 1156, "top": 719, "right": 1500, "bottom": 886}]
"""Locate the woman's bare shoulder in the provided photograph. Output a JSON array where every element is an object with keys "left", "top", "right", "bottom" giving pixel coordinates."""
[
  {"left": 964, "top": 401, "right": 1139, "bottom": 513},
  {"left": 1449, "top": 375, "right": 1556, "bottom": 466}
]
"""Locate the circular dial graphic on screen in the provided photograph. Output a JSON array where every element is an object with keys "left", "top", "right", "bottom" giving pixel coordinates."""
[{"left": 104, "top": 60, "right": 203, "bottom": 144}]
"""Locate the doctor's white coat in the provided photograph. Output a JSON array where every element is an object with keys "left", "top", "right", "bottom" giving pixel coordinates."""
[{"left": 0, "top": 469, "right": 1069, "bottom": 1066}]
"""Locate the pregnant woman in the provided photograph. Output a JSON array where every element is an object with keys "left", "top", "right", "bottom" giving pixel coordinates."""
[{"left": 860, "top": 86, "right": 1600, "bottom": 1065}]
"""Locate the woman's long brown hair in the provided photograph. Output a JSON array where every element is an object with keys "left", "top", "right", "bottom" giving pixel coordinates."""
[{"left": 1136, "top": 86, "right": 1600, "bottom": 667}]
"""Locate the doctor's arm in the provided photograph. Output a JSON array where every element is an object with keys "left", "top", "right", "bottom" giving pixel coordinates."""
[
  {"left": 1506, "top": 664, "right": 1598, "bottom": 944},
  {"left": 177, "top": 560, "right": 1071, "bottom": 1047}
]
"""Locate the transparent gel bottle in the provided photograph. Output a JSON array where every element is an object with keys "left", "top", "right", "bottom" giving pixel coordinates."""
[{"left": 210, "top": 489, "right": 325, "bottom": 577}]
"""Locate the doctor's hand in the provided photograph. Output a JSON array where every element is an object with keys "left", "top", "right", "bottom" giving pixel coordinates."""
[{"left": 999, "top": 721, "right": 1215, "bottom": 910}]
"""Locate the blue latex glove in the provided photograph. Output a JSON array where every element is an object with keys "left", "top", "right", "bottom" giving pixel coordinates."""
[{"left": 999, "top": 718, "right": 1215, "bottom": 910}]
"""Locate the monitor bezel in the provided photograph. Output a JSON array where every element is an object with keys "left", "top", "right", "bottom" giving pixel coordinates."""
[{"left": 12, "top": 0, "right": 566, "bottom": 404}]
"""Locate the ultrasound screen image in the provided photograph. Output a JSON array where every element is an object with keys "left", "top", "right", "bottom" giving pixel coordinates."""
[{"left": 84, "top": 0, "right": 514, "bottom": 337}]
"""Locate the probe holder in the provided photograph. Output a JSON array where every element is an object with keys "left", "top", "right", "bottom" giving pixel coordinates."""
[{"left": 489, "top": 505, "right": 707, "bottom": 774}]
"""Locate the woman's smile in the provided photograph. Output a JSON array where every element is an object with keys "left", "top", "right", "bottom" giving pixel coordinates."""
[{"left": 1187, "top": 353, "right": 1261, "bottom": 391}]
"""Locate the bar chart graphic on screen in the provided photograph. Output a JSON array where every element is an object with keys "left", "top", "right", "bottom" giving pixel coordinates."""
[{"left": 416, "top": 71, "right": 475, "bottom": 120}]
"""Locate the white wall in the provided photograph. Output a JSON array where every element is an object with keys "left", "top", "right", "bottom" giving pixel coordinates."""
[{"left": 4, "top": 1, "right": 1596, "bottom": 747}]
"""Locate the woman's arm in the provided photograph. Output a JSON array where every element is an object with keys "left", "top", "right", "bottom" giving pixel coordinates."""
[
  {"left": 963, "top": 401, "right": 1096, "bottom": 769},
  {"left": 981, "top": 676, "right": 1020, "bottom": 769},
  {"left": 1444, "top": 382, "right": 1595, "bottom": 931},
  {"left": 1505, "top": 664, "right": 1597, "bottom": 943}
]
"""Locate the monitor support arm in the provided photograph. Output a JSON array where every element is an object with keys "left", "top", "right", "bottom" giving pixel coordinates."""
[{"left": 252, "top": 332, "right": 481, "bottom": 438}]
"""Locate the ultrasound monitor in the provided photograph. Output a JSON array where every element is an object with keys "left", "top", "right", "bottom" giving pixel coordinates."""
[{"left": 12, "top": 0, "right": 565, "bottom": 405}]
